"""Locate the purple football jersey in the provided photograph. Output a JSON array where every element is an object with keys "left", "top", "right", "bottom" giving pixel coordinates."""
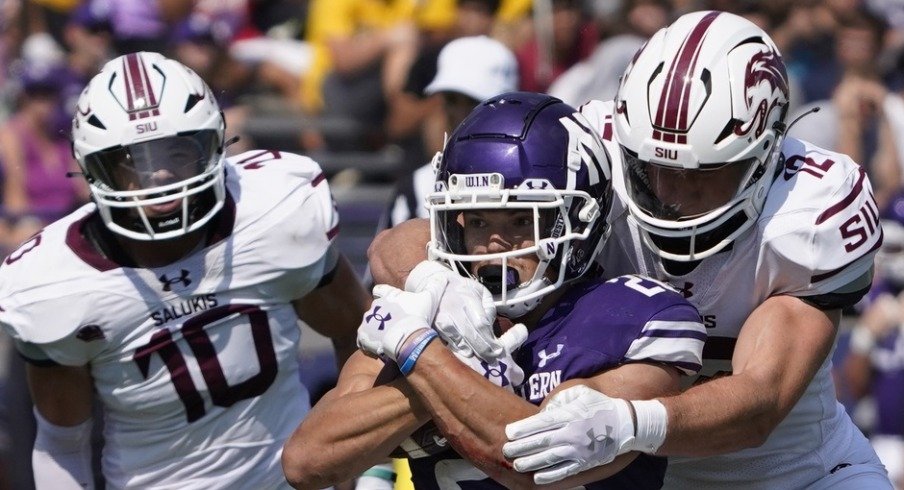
[
  {"left": 408, "top": 275, "right": 705, "bottom": 489},
  {"left": 871, "top": 328, "right": 904, "bottom": 436}
]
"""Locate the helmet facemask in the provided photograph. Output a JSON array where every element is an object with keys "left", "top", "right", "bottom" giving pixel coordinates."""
[
  {"left": 620, "top": 127, "right": 784, "bottom": 262},
  {"left": 84, "top": 129, "right": 226, "bottom": 240},
  {"left": 428, "top": 173, "right": 602, "bottom": 318}
]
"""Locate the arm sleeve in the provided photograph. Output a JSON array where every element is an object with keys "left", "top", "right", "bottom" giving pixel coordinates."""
[{"left": 32, "top": 408, "right": 94, "bottom": 490}]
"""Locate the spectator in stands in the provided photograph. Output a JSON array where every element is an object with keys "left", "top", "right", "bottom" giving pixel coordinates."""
[
  {"left": 515, "top": 0, "right": 597, "bottom": 94},
  {"left": 226, "top": 0, "right": 314, "bottom": 105},
  {"left": 785, "top": 8, "right": 902, "bottom": 210},
  {"left": 0, "top": 59, "right": 88, "bottom": 253},
  {"left": 548, "top": 0, "right": 668, "bottom": 106},
  {"left": 385, "top": 35, "right": 518, "bottom": 228},
  {"left": 300, "top": 0, "right": 420, "bottom": 151},
  {"left": 170, "top": 9, "right": 257, "bottom": 155},
  {"left": 831, "top": 10, "right": 902, "bottom": 208},
  {"left": 68, "top": 0, "right": 194, "bottom": 54},
  {"left": 385, "top": 0, "right": 502, "bottom": 169},
  {"left": 842, "top": 190, "right": 904, "bottom": 490}
]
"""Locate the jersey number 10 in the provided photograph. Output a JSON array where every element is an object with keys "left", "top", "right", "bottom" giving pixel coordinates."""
[{"left": 133, "top": 304, "right": 278, "bottom": 423}]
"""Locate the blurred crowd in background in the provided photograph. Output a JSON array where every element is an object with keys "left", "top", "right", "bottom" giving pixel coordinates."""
[{"left": 1, "top": 0, "right": 904, "bottom": 488}]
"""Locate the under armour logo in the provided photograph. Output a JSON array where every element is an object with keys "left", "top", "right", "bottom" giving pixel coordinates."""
[
  {"left": 481, "top": 360, "right": 510, "bottom": 387},
  {"left": 365, "top": 305, "right": 392, "bottom": 330},
  {"left": 524, "top": 180, "right": 549, "bottom": 190},
  {"left": 432, "top": 434, "right": 448, "bottom": 447},
  {"left": 586, "top": 425, "right": 614, "bottom": 452},
  {"left": 75, "top": 324, "right": 105, "bottom": 342},
  {"left": 538, "top": 344, "right": 564, "bottom": 368},
  {"left": 159, "top": 269, "right": 191, "bottom": 292},
  {"left": 676, "top": 282, "right": 694, "bottom": 298}
]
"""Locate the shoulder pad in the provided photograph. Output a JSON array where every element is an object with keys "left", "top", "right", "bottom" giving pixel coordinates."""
[{"left": 761, "top": 138, "right": 881, "bottom": 294}]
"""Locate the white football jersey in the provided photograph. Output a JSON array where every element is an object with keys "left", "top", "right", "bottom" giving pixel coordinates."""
[
  {"left": 0, "top": 150, "right": 340, "bottom": 489},
  {"left": 583, "top": 100, "right": 882, "bottom": 488}
]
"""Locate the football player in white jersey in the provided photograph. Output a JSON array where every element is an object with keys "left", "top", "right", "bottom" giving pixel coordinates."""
[
  {"left": 366, "top": 10, "right": 893, "bottom": 490},
  {"left": 500, "top": 10, "right": 893, "bottom": 489},
  {"left": 0, "top": 52, "right": 369, "bottom": 489}
]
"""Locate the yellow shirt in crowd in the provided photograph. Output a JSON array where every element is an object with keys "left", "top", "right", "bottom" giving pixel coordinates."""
[{"left": 301, "top": 0, "right": 531, "bottom": 113}]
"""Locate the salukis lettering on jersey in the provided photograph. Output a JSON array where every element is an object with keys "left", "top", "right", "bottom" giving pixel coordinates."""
[{"left": 150, "top": 294, "right": 219, "bottom": 326}]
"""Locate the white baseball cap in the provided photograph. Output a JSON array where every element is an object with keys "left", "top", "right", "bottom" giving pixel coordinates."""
[{"left": 425, "top": 35, "right": 519, "bottom": 101}]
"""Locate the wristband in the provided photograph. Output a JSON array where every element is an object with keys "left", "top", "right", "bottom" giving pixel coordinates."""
[
  {"left": 849, "top": 325, "right": 876, "bottom": 355},
  {"left": 397, "top": 328, "right": 432, "bottom": 362},
  {"left": 360, "top": 464, "right": 397, "bottom": 482},
  {"left": 630, "top": 399, "right": 668, "bottom": 454},
  {"left": 399, "top": 330, "right": 438, "bottom": 375}
]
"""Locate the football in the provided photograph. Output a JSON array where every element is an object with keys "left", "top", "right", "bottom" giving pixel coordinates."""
[{"left": 390, "top": 421, "right": 450, "bottom": 459}]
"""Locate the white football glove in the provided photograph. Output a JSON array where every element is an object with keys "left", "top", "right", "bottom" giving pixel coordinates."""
[
  {"left": 502, "top": 385, "right": 666, "bottom": 485},
  {"left": 357, "top": 279, "right": 445, "bottom": 362},
  {"left": 405, "top": 261, "right": 502, "bottom": 361},
  {"left": 450, "top": 322, "right": 528, "bottom": 392}
]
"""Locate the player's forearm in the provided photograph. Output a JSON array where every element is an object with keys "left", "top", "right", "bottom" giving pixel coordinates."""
[
  {"left": 283, "top": 380, "right": 429, "bottom": 488},
  {"left": 367, "top": 219, "right": 430, "bottom": 288},
  {"left": 657, "top": 371, "right": 785, "bottom": 456},
  {"left": 405, "top": 342, "right": 538, "bottom": 486}
]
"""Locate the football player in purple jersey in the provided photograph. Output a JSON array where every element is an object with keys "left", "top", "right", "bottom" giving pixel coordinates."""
[
  {"left": 0, "top": 52, "right": 369, "bottom": 489},
  {"left": 282, "top": 92, "right": 706, "bottom": 489},
  {"left": 364, "top": 10, "right": 892, "bottom": 490}
]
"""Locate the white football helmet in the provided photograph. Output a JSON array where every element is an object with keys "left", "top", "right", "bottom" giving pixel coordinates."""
[
  {"left": 614, "top": 11, "right": 790, "bottom": 261},
  {"left": 72, "top": 51, "right": 226, "bottom": 240}
]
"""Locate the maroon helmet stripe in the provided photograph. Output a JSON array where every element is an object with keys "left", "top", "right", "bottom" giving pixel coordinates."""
[
  {"left": 654, "top": 11, "right": 721, "bottom": 137},
  {"left": 122, "top": 53, "right": 159, "bottom": 120},
  {"left": 122, "top": 56, "right": 134, "bottom": 111},
  {"left": 677, "top": 30, "right": 709, "bottom": 131},
  {"left": 655, "top": 31, "right": 690, "bottom": 130},
  {"left": 139, "top": 55, "right": 158, "bottom": 107},
  {"left": 124, "top": 53, "right": 145, "bottom": 111}
]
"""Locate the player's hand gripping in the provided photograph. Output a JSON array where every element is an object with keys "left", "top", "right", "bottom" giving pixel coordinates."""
[
  {"left": 502, "top": 385, "right": 667, "bottom": 484},
  {"left": 450, "top": 322, "right": 527, "bottom": 392},
  {"left": 405, "top": 260, "right": 508, "bottom": 361},
  {"left": 356, "top": 277, "right": 446, "bottom": 364}
]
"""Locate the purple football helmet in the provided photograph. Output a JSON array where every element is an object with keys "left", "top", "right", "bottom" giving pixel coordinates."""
[
  {"left": 426, "top": 92, "right": 612, "bottom": 317},
  {"left": 878, "top": 191, "right": 904, "bottom": 284}
]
